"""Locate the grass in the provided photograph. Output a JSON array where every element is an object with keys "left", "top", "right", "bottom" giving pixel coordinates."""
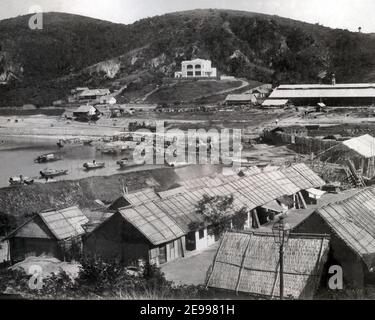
[{"left": 146, "top": 80, "right": 243, "bottom": 104}]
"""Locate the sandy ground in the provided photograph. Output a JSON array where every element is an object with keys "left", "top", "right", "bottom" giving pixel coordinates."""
[
  {"left": 11, "top": 256, "right": 81, "bottom": 280},
  {"left": 2, "top": 107, "right": 375, "bottom": 152},
  {"left": 161, "top": 243, "right": 219, "bottom": 286}
]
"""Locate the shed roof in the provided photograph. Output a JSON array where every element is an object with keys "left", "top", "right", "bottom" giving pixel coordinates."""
[
  {"left": 118, "top": 203, "right": 185, "bottom": 245},
  {"left": 123, "top": 188, "right": 160, "bottom": 206},
  {"left": 316, "top": 187, "right": 375, "bottom": 269},
  {"left": 7, "top": 206, "right": 90, "bottom": 241},
  {"left": 252, "top": 88, "right": 269, "bottom": 94},
  {"left": 89, "top": 164, "right": 324, "bottom": 242},
  {"left": 342, "top": 134, "right": 375, "bottom": 158},
  {"left": 79, "top": 89, "right": 110, "bottom": 97},
  {"left": 225, "top": 94, "right": 256, "bottom": 103},
  {"left": 207, "top": 231, "right": 330, "bottom": 299},
  {"left": 270, "top": 84, "right": 375, "bottom": 99},
  {"left": 262, "top": 99, "right": 289, "bottom": 106},
  {"left": 281, "top": 163, "right": 325, "bottom": 189},
  {"left": 74, "top": 105, "right": 96, "bottom": 113},
  {"left": 157, "top": 186, "right": 186, "bottom": 199},
  {"left": 39, "top": 206, "right": 89, "bottom": 240}
]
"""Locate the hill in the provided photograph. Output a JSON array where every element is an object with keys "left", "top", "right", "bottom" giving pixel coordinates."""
[{"left": 1, "top": 9, "right": 375, "bottom": 107}]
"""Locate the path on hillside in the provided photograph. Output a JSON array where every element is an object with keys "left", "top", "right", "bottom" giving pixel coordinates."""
[
  {"left": 192, "top": 78, "right": 250, "bottom": 102},
  {"left": 141, "top": 85, "right": 161, "bottom": 102},
  {"left": 143, "top": 78, "right": 251, "bottom": 104}
]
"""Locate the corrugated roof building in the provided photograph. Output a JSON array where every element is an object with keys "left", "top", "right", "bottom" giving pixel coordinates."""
[
  {"left": 225, "top": 94, "right": 257, "bottom": 105},
  {"left": 207, "top": 231, "right": 330, "bottom": 299},
  {"left": 268, "top": 83, "right": 375, "bottom": 106}
]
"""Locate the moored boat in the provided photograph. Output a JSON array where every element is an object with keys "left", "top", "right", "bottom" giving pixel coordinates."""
[
  {"left": 9, "top": 176, "right": 34, "bottom": 186},
  {"left": 34, "top": 153, "right": 62, "bottom": 163},
  {"left": 116, "top": 157, "right": 129, "bottom": 168},
  {"left": 83, "top": 161, "right": 105, "bottom": 170},
  {"left": 40, "top": 169, "right": 69, "bottom": 179},
  {"left": 83, "top": 139, "right": 93, "bottom": 146}
]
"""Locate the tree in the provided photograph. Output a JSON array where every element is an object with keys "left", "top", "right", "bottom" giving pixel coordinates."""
[
  {"left": 196, "top": 194, "right": 247, "bottom": 237},
  {"left": 0, "top": 212, "right": 17, "bottom": 236}
]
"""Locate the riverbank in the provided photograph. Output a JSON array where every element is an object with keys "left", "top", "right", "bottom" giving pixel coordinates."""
[{"left": 0, "top": 168, "right": 176, "bottom": 220}]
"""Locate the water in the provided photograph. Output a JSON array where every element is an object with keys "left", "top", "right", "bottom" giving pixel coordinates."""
[{"left": 0, "top": 136, "right": 154, "bottom": 188}]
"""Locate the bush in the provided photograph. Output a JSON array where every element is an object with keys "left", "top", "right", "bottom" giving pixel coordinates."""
[{"left": 0, "top": 255, "right": 215, "bottom": 299}]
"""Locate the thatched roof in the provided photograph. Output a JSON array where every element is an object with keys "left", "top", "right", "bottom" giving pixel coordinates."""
[
  {"left": 118, "top": 203, "right": 185, "bottom": 245},
  {"left": 316, "top": 186, "right": 375, "bottom": 269},
  {"left": 281, "top": 163, "right": 325, "bottom": 190},
  {"left": 88, "top": 164, "right": 325, "bottom": 244},
  {"left": 207, "top": 231, "right": 330, "bottom": 299},
  {"left": 5, "top": 206, "right": 89, "bottom": 241},
  {"left": 123, "top": 188, "right": 160, "bottom": 206}
]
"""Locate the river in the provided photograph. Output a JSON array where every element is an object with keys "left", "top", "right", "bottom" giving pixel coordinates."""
[{"left": 0, "top": 136, "right": 162, "bottom": 188}]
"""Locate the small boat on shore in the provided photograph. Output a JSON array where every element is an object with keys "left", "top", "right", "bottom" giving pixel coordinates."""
[
  {"left": 83, "top": 140, "right": 93, "bottom": 146},
  {"left": 34, "top": 153, "right": 62, "bottom": 163},
  {"left": 116, "top": 158, "right": 130, "bottom": 168},
  {"left": 9, "top": 176, "right": 34, "bottom": 186},
  {"left": 83, "top": 161, "right": 105, "bottom": 170},
  {"left": 40, "top": 169, "right": 69, "bottom": 179},
  {"left": 57, "top": 140, "right": 64, "bottom": 148}
]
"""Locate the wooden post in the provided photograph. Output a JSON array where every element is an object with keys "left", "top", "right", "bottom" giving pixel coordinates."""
[
  {"left": 360, "top": 158, "right": 365, "bottom": 175},
  {"left": 367, "top": 158, "right": 371, "bottom": 178},
  {"left": 252, "top": 209, "right": 260, "bottom": 229},
  {"left": 295, "top": 193, "right": 301, "bottom": 209},
  {"left": 298, "top": 191, "right": 307, "bottom": 209},
  {"left": 247, "top": 210, "right": 251, "bottom": 229}
]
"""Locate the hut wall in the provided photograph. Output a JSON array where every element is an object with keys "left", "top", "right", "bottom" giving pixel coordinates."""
[
  {"left": 9, "top": 238, "right": 60, "bottom": 262},
  {"left": 166, "top": 238, "right": 184, "bottom": 262},
  {"left": 195, "top": 228, "right": 209, "bottom": 251},
  {"left": 83, "top": 214, "right": 150, "bottom": 265},
  {"left": 0, "top": 240, "right": 9, "bottom": 263},
  {"left": 293, "top": 212, "right": 366, "bottom": 288}
]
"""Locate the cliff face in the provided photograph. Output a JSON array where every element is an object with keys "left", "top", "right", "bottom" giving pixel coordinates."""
[{"left": 0, "top": 49, "right": 23, "bottom": 84}]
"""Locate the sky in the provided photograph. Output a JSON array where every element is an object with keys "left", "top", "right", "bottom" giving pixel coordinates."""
[{"left": 0, "top": 0, "right": 374, "bottom": 32}]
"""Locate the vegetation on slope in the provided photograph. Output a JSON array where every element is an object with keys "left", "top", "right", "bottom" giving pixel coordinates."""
[{"left": 1, "top": 9, "right": 375, "bottom": 106}]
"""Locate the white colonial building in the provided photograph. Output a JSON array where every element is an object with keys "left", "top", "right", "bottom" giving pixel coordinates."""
[{"left": 175, "top": 59, "right": 217, "bottom": 78}]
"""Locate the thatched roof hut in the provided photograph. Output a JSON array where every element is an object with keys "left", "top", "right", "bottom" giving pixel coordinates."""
[{"left": 206, "top": 231, "right": 330, "bottom": 299}]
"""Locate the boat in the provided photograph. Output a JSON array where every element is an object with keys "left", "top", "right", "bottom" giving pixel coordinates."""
[
  {"left": 116, "top": 157, "right": 130, "bottom": 168},
  {"left": 40, "top": 169, "right": 69, "bottom": 179},
  {"left": 83, "top": 139, "right": 93, "bottom": 146},
  {"left": 83, "top": 161, "right": 105, "bottom": 170},
  {"left": 34, "top": 153, "right": 62, "bottom": 163},
  {"left": 57, "top": 141, "right": 64, "bottom": 148},
  {"left": 101, "top": 148, "right": 119, "bottom": 155},
  {"left": 9, "top": 176, "right": 34, "bottom": 186}
]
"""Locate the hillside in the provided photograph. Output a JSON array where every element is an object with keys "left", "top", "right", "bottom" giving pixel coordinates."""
[{"left": 1, "top": 9, "right": 375, "bottom": 107}]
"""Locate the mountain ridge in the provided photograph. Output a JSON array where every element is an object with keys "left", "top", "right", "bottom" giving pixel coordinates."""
[{"left": 1, "top": 9, "right": 375, "bottom": 107}]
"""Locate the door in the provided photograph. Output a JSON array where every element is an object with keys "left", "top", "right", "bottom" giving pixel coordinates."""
[
  {"left": 158, "top": 245, "right": 167, "bottom": 265},
  {"left": 185, "top": 231, "right": 196, "bottom": 251}
]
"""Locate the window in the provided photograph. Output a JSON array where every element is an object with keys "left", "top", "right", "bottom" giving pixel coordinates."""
[
  {"left": 195, "top": 64, "right": 201, "bottom": 69},
  {"left": 187, "top": 71, "right": 194, "bottom": 76},
  {"left": 195, "top": 71, "right": 201, "bottom": 76},
  {"left": 199, "top": 229, "right": 205, "bottom": 239},
  {"left": 187, "top": 65, "right": 193, "bottom": 69}
]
